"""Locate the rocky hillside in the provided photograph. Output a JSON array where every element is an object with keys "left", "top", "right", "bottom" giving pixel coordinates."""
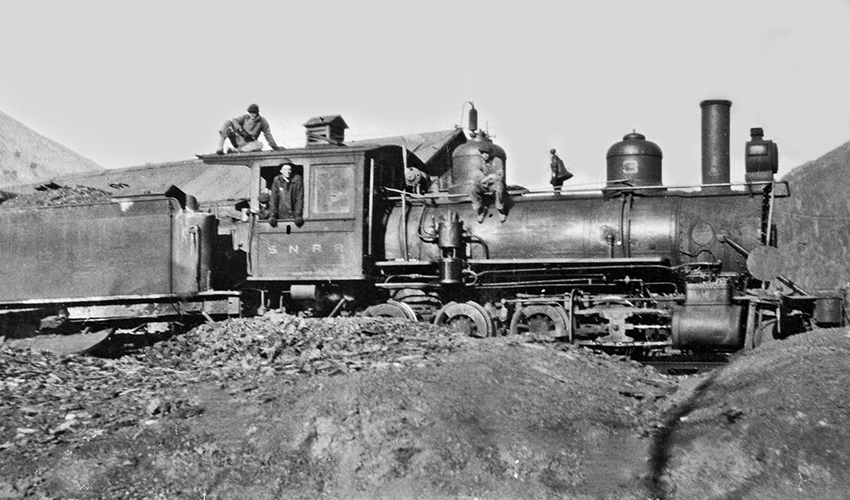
[
  {"left": 775, "top": 139, "right": 850, "bottom": 291},
  {"left": 0, "top": 111, "right": 104, "bottom": 189}
]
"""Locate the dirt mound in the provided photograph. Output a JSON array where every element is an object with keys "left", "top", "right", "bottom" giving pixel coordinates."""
[
  {"left": 156, "top": 339, "right": 669, "bottom": 500},
  {"left": 3, "top": 314, "right": 850, "bottom": 499},
  {"left": 0, "top": 313, "right": 674, "bottom": 499},
  {"left": 657, "top": 328, "right": 850, "bottom": 499}
]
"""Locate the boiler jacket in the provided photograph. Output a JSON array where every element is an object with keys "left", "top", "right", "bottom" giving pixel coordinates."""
[{"left": 270, "top": 174, "right": 304, "bottom": 220}]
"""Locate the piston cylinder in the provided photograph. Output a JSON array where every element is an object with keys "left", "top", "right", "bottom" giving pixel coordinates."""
[
  {"left": 672, "top": 304, "right": 743, "bottom": 350},
  {"left": 606, "top": 132, "right": 663, "bottom": 187},
  {"left": 672, "top": 281, "right": 742, "bottom": 350}
]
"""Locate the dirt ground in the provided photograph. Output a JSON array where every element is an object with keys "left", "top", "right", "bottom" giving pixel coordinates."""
[{"left": 2, "top": 313, "right": 850, "bottom": 499}]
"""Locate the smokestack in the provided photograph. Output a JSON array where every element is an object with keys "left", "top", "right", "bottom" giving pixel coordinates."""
[{"left": 700, "top": 100, "right": 732, "bottom": 187}]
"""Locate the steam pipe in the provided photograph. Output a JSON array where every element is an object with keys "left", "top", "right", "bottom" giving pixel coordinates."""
[
  {"left": 368, "top": 159, "right": 375, "bottom": 255},
  {"left": 466, "top": 234, "right": 490, "bottom": 260},
  {"left": 401, "top": 191, "right": 409, "bottom": 261}
]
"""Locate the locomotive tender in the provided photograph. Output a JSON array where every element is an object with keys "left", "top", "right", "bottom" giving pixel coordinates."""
[
  {"left": 0, "top": 187, "right": 239, "bottom": 338},
  {"left": 0, "top": 100, "right": 820, "bottom": 353}
]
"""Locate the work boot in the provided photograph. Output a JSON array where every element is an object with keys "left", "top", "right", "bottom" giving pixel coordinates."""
[{"left": 215, "top": 149, "right": 224, "bottom": 155}]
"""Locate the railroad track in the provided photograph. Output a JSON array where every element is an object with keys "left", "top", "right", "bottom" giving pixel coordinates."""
[{"left": 636, "top": 353, "right": 731, "bottom": 375}]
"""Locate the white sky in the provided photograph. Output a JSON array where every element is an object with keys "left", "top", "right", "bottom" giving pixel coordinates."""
[{"left": 1, "top": 0, "right": 848, "bottom": 189}]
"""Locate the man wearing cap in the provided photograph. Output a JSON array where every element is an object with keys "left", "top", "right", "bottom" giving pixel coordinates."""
[
  {"left": 549, "top": 148, "right": 572, "bottom": 192},
  {"left": 216, "top": 104, "right": 281, "bottom": 154},
  {"left": 256, "top": 191, "right": 273, "bottom": 220},
  {"left": 270, "top": 159, "right": 304, "bottom": 227},
  {"left": 471, "top": 144, "right": 508, "bottom": 223}
]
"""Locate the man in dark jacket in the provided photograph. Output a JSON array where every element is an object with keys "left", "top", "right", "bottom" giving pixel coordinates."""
[
  {"left": 549, "top": 148, "right": 572, "bottom": 192},
  {"left": 270, "top": 159, "right": 304, "bottom": 227},
  {"left": 470, "top": 144, "right": 508, "bottom": 223},
  {"left": 217, "top": 103, "right": 281, "bottom": 154}
]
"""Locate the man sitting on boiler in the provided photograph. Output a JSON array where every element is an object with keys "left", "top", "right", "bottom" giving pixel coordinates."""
[{"left": 470, "top": 144, "right": 508, "bottom": 223}]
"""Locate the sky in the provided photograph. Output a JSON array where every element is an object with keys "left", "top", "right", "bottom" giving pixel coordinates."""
[{"left": 1, "top": 0, "right": 848, "bottom": 189}]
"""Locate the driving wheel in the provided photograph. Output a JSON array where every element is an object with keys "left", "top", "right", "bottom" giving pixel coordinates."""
[
  {"left": 363, "top": 300, "right": 418, "bottom": 321},
  {"left": 509, "top": 305, "right": 570, "bottom": 339},
  {"left": 433, "top": 301, "right": 496, "bottom": 338}
]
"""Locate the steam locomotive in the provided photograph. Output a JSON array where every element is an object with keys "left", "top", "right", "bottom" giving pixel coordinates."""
[{"left": 0, "top": 100, "right": 823, "bottom": 353}]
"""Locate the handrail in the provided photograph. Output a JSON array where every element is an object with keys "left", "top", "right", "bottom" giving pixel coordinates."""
[{"left": 383, "top": 180, "right": 789, "bottom": 203}]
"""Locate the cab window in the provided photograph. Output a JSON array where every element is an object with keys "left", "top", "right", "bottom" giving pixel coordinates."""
[{"left": 311, "top": 164, "right": 355, "bottom": 218}]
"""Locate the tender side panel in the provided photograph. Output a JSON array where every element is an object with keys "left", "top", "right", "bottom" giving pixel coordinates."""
[{"left": 0, "top": 198, "right": 181, "bottom": 302}]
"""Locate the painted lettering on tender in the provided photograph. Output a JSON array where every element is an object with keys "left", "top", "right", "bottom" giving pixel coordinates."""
[{"left": 267, "top": 243, "right": 346, "bottom": 255}]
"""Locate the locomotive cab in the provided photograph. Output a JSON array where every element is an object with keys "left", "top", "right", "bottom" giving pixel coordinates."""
[{"left": 200, "top": 142, "right": 415, "bottom": 314}]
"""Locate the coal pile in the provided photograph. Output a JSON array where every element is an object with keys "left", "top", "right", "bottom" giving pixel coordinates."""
[
  {"left": 0, "top": 313, "right": 471, "bottom": 463},
  {"left": 145, "top": 312, "right": 472, "bottom": 379},
  {"left": 0, "top": 347, "right": 185, "bottom": 457},
  {"left": 0, "top": 185, "right": 112, "bottom": 209}
]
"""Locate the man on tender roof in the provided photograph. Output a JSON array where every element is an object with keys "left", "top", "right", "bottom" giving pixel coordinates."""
[{"left": 216, "top": 104, "right": 281, "bottom": 154}]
